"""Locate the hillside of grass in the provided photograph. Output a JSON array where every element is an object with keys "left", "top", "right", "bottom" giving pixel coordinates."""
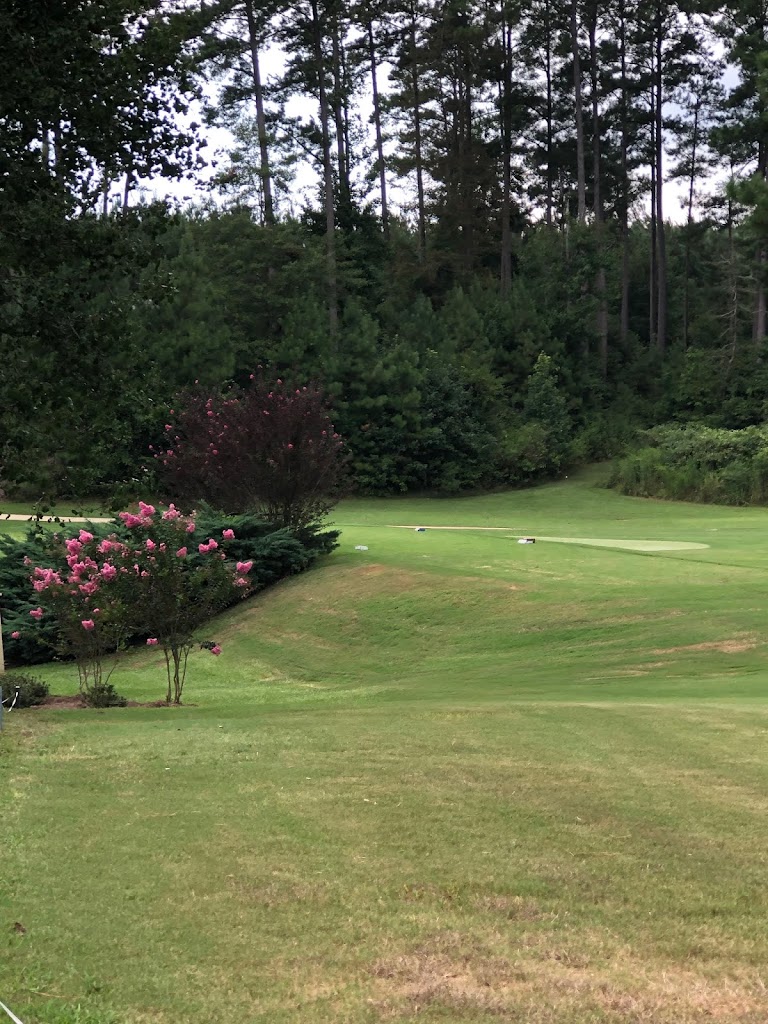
[{"left": 2, "top": 472, "right": 768, "bottom": 1023}]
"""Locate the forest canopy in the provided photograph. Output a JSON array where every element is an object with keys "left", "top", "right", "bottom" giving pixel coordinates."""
[{"left": 2, "top": 1, "right": 768, "bottom": 499}]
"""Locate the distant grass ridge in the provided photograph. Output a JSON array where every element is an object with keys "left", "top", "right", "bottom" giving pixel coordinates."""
[{"left": 610, "top": 422, "right": 768, "bottom": 504}]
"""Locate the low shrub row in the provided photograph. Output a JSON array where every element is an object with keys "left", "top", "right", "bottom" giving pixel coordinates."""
[{"left": 609, "top": 423, "right": 768, "bottom": 505}]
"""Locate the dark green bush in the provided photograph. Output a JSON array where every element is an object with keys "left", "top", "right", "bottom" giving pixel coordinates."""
[
  {"left": 1, "top": 509, "right": 338, "bottom": 668},
  {"left": 0, "top": 671, "right": 49, "bottom": 708},
  {"left": 85, "top": 682, "right": 127, "bottom": 708}
]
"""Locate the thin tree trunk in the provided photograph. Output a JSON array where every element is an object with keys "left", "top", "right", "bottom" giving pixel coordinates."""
[
  {"left": 122, "top": 168, "right": 132, "bottom": 212},
  {"left": 409, "top": 3, "right": 426, "bottom": 258},
  {"left": 683, "top": 96, "right": 700, "bottom": 349},
  {"left": 41, "top": 124, "right": 50, "bottom": 168},
  {"left": 649, "top": 97, "right": 657, "bottom": 349},
  {"left": 655, "top": 5, "right": 667, "bottom": 354},
  {"left": 367, "top": 19, "right": 389, "bottom": 236},
  {"left": 330, "top": 4, "right": 349, "bottom": 211},
  {"left": 619, "top": 0, "right": 630, "bottom": 345},
  {"left": 588, "top": 9, "right": 607, "bottom": 377},
  {"left": 727, "top": 190, "right": 738, "bottom": 366},
  {"left": 244, "top": 0, "right": 274, "bottom": 225},
  {"left": 545, "top": 0, "right": 554, "bottom": 228},
  {"left": 754, "top": 143, "right": 767, "bottom": 346},
  {"left": 500, "top": 10, "right": 513, "bottom": 295},
  {"left": 310, "top": 0, "right": 338, "bottom": 337},
  {"left": 569, "top": 1, "right": 587, "bottom": 222}
]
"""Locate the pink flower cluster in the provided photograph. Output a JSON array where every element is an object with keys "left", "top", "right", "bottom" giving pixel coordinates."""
[{"left": 198, "top": 539, "right": 218, "bottom": 554}]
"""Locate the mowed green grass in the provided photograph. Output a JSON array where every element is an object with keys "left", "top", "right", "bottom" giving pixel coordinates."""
[{"left": 2, "top": 473, "right": 768, "bottom": 1023}]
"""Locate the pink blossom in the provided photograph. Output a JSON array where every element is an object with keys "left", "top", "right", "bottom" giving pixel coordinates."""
[
  {"left": 93, "top": 608, "right": 101, "bottom": 615},
  {"left": 79, "top": 581, "right": 99, "bottom": 596},
  {"left": 145, "top": 539, "right": 156, "bottom": 551},
  {"left": 287, "top": 443, "right": 293, "bottom": 450},
  {"left": 162, "top": 504, "right": 181, "bottom": 521},
  {"left": 222, "top": 529, "right": 235, "bottom": 540},
  {"left": 139, "top": 501, "right": 155, "bottom": 516},
  {"left": 146, "top": 637, "right": 158, "bottom": 646},
  {"left": 81, "top": 619, "right": 95, "bottom": 631},
  {"left": 210, "top": 644, "right": 222, "bottom": 656},
  {"left": 140, "top": 570, "right": 150, "bottom": 578},
  {"left": 236, "top": 560, "right": 253, "bottom": 574},
  {"left": 11, "top": 631, "right": 20, "bottom": 639},
  {"left": 176, "top": 547, "right": 187, "bottom": 558},
  {"left": 207, "top": 410, "right": 215, "bottom": 418},
  {"left": 66, "top": 538, "right": 83, "bottom": 555},
  {"left": 98, "top": 539, "right": 114, "bottom": 554},
  {"left": 186, "top": 522, "right": 195, "bottom": 533},
  {"left": 207, "top": 539, "right": 218, "bottom": 551},
  {"left": 234, "top": 577, "right": 249, "bottom": 588},
  {"left": 78, "top": 530, "right": 94, "bottom": 543},
  {"left": 119, "top": 512, "right": 143, "bottom": 528},
  {"left": 29, "top": 608, "right": 43, "bottom": 620},
  {"left": 23, "top": 556, "right": 31, "bottom": 566},
  {"left": 100, "top": 563, "right": 118, "bottom": 580},
  {"left": 165, "top": 424, "right": 172, "bottom": 431}
]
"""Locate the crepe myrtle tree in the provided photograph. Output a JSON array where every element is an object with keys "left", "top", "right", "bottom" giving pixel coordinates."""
[
  {"left": 23, "top": 504, "right": 252, "bottom": 705},
  {"left": 155, "top": 374, "right": 347, "bottom": 528}
]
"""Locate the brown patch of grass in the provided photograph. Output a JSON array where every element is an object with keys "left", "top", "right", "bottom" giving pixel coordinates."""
[
  {"left": 226, "top": 875, "right": 332, "bottom": 909},
  {"left": 652, "top": 635, "right": 759, "bottom": 655},
  {"left": 370, "top": 932, "right": 768, "bottom": 1022}
]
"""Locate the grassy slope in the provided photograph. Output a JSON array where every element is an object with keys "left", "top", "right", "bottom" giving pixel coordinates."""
[{"left": 2, "top": 473, "right": 768, "bottom": 1023}]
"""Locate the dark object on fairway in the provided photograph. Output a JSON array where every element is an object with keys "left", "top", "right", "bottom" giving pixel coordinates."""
[
  {"left": 517, "top": 537, "right": 536, "bottom": 544},
  {"left": 12, "top": 922, "right": 26, "bottom": 935},
  {"left": 415, "top": 527, "right": 426, "bottom": 532}
]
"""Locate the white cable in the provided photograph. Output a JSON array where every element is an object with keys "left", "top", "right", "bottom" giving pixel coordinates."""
[{"left": 0, "top": 1000, "right": 25, "bottom": 1024}]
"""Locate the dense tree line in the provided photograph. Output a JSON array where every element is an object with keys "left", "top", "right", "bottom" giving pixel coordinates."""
[{"left": 2, "top": 1, "right": 768, "bottom": 499}]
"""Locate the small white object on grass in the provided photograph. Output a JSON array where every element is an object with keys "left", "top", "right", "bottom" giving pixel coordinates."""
[
  {"left": 517, "top": 537, "right": 536, "bottom": 544},
  {"left": 355, "top": 545, "right": 368, "bottom": 551},
  {"left": 0, "top": 1000, "right": 26, "bottom": 1024}
]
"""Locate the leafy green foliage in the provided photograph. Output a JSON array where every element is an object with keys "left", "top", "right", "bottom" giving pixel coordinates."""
[{"left": 609, "top": 423, "right": 768, "bottom": 504}]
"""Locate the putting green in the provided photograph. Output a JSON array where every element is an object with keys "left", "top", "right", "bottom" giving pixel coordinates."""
[
  {"left": 386, "top": 526, "right": 709, "bottom": 552},
  {"left": 530, "top": 536, "right": 710, "bottom": 552}
]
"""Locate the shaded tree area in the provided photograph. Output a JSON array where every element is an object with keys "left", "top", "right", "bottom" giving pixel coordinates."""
[{"left": 3, "top": 1, "right": 768, "bottom": 500}]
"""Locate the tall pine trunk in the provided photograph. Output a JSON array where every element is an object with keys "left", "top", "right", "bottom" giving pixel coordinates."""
[
  {"left": 500, "top": 8, "right": 513, "bottom": 294},
  {"left": 569, "top": 1, "right": 586, "bottom": 222},
  {"left": 588, "top": 9, "right": 608, "bottom": 377},
  {"left": 683, "top": 96, "right": 701, "bottom": 349},
  {"left": 545, "top": 0, "right": 554, "bottom": 228},
  {"left": 408, "top": 2, "right": 427, "bottom": 258},
  {"left": 245, "top": 0, "right": 274, "bottom": 225},
  {"left": 367, "top": 19, "right": 389, "bottom": 236},
  {"left": 754, "top": 143, "right": 767, "bottom": 346},
  {"left": 654, "top": 5, "right": 667, "bottom": 354},
  {"left": 310, "top": 0, "right": 338, "bottom": 337},
  {"left": 618, "top": 0, "right": 630, "bottom": 345},
  {"left": 330, "top": 3, "right": 349, "bottom": 212}
]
